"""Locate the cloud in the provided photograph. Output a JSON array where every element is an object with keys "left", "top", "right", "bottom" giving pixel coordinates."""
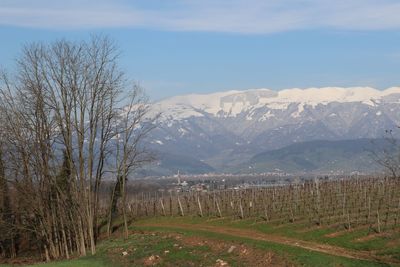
[{"left": 1, "top": 0, "right": 400, "bottom": 33}]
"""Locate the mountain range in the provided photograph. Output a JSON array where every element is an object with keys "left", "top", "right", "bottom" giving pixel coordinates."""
[{"left": 141, "top": 87, "right": 400, "bottom": 176}]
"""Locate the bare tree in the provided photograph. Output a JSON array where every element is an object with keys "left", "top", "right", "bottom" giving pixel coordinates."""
[
  {"left": 0, "top": 36, "right": 157, "bottom": 261},
  {"left": 107, "top": 85, "right": 158, "bottom": 238},
  {"left": 370, "top": 130, "right": 400, "bottom": 178}
]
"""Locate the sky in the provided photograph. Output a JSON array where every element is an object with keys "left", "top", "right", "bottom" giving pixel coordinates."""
[{"left": 1, "top": 0, "right": 400, "bottom": 100}]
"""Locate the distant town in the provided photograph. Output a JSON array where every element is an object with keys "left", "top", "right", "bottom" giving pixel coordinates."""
[{"left": 132, "top": 171, "right": 379, "bottom": 194}]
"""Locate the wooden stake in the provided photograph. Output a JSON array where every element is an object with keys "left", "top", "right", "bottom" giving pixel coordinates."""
[
  {"left": 160, "top": 199, "right": 166, "bottom": 216},
  {"left": 197, "top": 196, "right": 203, "bottom": 217},
  {"left": 239, "top": 200, "right": 244, "bottom": 219},
  {"left": 377, "top": 210, "right": 381, "bottom": 233},
  {"left": 215, "top": 199, "right": 222, "bottom": 218},
  {"left": 177, "top": 195, "right": 184, "bottom": 216}
]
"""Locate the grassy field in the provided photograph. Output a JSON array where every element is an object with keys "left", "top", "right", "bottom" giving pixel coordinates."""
[
  {"left": 0, "top": 226, "right": 293, "bottom": 267},
  {"left": 133, "top": 216, "right": 399, "bottom": 267},
  {"left": 2, "top": 215, "right": 399, "bottom": 267}
]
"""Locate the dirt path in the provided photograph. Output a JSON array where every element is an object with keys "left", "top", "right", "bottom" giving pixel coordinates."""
[{"left": 140, "top": 222, "right": 398, "bottom": 265}]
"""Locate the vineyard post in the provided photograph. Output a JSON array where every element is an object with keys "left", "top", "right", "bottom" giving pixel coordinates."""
[
  {"left": 197, "top": 195, "right": 203, "bottom": 217},
  {"left": 160, "top": 199, "right": 166, "bottom": 216},
  {"left": 177, "top": 195, "right": 184, "bottom": 216}
]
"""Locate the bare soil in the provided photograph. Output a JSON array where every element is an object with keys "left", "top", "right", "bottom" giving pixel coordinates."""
[{"left": 173, "top": 233, "right": 294, "bottom": 267}]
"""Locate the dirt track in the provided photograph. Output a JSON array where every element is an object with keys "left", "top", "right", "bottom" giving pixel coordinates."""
[{"left": 140, "top": 222, "right": 398, "bottom": 265}]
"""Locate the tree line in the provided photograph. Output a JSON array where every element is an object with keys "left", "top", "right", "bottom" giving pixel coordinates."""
[{"left": 0, "top": 36, "right": 157, "bottom": 261}]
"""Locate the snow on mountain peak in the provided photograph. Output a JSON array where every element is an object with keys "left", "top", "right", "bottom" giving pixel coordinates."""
[
  {"left": 153, "top": 87, "right": 400, "bottom": 121},
  {"left": 275, "top": 87, "right": 380, "bottom": 105}
]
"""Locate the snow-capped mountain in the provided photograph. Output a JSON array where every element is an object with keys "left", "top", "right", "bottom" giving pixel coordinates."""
[{"left": 145, "top": 87, "right": 400, "bottom": 175}]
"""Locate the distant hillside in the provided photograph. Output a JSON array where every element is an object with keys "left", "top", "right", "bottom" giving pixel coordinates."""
[{"left": 234, "top": 138, "right": 395, "bottom": 174}]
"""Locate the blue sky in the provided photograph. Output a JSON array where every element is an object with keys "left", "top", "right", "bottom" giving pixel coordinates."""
[{"left": 1, "top": 0, "right": 400, "bottom": 100}]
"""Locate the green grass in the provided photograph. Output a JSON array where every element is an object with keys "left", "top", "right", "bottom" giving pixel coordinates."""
[
  {"left": 29, "top": 257, "right": 109, "bottom": 267},
  {"left": 19, "top": 228, "right": 246, "bottom": 267},
  {"left": 135, "top": 216, "right": 400, "bottom": 266},
  {"left": 6, "top": 215, "right": 398, "bottom": 266},
  {"left": 133, "top": 224, "right": 389, "bottom": 267},
  {"left": 169, "top": 216, "right": 397, "bottom": 251}
]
